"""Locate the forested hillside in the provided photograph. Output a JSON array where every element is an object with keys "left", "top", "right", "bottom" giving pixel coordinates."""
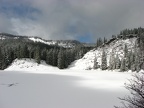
[
  {"left": 1, "top": 27, "right": 144, "bottom": 71},
  {"left": 0, "top": 33, "right": 93, "bottom": 69},
  {"left": 70, "top": 27, "right": 144, "bottom": 72}
]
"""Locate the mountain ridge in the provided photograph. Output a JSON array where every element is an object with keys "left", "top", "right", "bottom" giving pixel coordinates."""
[{"left": 0, "top": 32, "right": 95, "bottom": 48}]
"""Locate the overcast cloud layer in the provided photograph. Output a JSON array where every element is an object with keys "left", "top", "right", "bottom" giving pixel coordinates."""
[{"left": 0, "top": 0, "right": 144, "bottom": 42}]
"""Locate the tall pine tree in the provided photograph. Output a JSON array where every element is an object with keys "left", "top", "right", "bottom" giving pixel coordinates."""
[
  {"left": 57, "top": 48, "right": 65, "bottom": 69},
  {"left": 93, "top": 55, "right": 99, "bottom": 69},
  {"left": 101, "top": 49, "right": 107, "bottom": 70},
  {"left": 34, "top": 46, "right": 41, "bottom": 64}
]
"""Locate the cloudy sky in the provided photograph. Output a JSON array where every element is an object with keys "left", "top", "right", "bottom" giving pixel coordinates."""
[{"left": 0, "top": 0, "right": 144, "bottom": 42}]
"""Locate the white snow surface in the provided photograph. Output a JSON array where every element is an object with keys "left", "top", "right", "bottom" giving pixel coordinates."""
[
  {"left": 0, "top": 36, "right": 6, "bottom": 40},
  {"left": 29, "top": 37, "right": 57, "bottom": 45},
  {"left": 5, "top": 58, "right": 59, "bottom": 72},
  {"left": 0, "top": 59, "right": 134, "bottom": 108},
  {"left": 69, "top": 37, "right": 137, "bottom": 70},
  {"left": 29, "top": 37, "right": 75, "bottom": 48}
]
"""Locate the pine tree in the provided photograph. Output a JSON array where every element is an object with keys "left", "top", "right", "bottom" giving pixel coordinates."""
[
  {"left": 46, "top": 49, "right": 53, "bottom": 65},
  {"left": 57, "top": 48, "right": 65, "bottom": 69},
  {"left": 3, "top": 48, "right": 9, "bottom": 67},
  {"left": 129, "top": 51, "right": 135, "bottom": 71},
  {"left": 93, "top": 56, "right": 99, "bottom": 69},
  {"left": 103, "top": 37, "right": 107, "bottom": 44},
  {"left": 120, "top": 58, "right": 126, "bottom": 72},
  {"left": 139, "top": 33, "right": 144, "bottom": 70},
  {"left": 23, "top": 45, "right": 29, "bottom": 58},
  {"left": 115, "top": 54, "right": 121, "bottom": 69},
  {"left": 101, "top": 50, "right": 107, "bottom": 70},
  {"left": 121, "top": 44, "right": 130, "bottom": 71},
  {"left": 124, "top": 44, "right": 128, "bottom": 58},
  {"left": 41, "top": 48, "right": 47, "bottom": 60},
  {"left": 0, "top": 47, "right": 3, "bottom": 69},
  {"left": 34, "top": 46, "right": 41, "bottom": 64},
  {"left": 29, "top": 49, "right": 34, "bottom": 59},
  {"left": 52, "top": 48, "right": 58, "bottom": 66},
  {"left": 135, "top": 50, "right": 141, "bottom": 72},
  {"left": 133, "top": 42, "right": 141, "bottom": 72},
  {"left": 64, "top": 50, "right": 70, "bottom": 68},
  {"left": 16, "top": 45, "right": 21, "bottom": 59},
  {"left": 109, "top": 51, "right": 116, "bottom": 70},
  {"left": 109, "top": 52, "right": 114, "bottom": 70},
  {"left": 125, "top": 52, "right": 130, "bottom": 71}
]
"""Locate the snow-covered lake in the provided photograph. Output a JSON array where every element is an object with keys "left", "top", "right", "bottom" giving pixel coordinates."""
[{"left": 0, "top": 70, "right": 132, "bottom": 108}]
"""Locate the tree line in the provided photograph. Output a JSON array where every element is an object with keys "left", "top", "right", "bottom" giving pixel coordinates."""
[
  {"left": 0, "top": 39, "right": 91, "bottom": 70},
  {"left": 93, "top": 28, "right": 144, "bottom": 72}
]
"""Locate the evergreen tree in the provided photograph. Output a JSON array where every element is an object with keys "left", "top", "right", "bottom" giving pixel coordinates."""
[
  {"left": 93, "top": 56, "right": 99, "bottom": 69},
  {"left": 124, "top": 44, "right": 128, "bottom": 58},
  {"left": 3, "top": 48, "right": 10, "bottom": 67},
  {"left": 129, "top": 51, "right": 135, "bottom": 71},
  {"left": 0, "top": 47, "right": 3, "bottom": 69},
  {"left": 57, "top": 48, "right": 65, "bottom": 69},
  {"left": 23, "top": 45, "right": 29, "bottom": 58},
  {"left": 120, "top": 58, "right": 126, "bottom": 72},
  {"left": 52, "top": 48, "right": 58, "bottom": 66},
  {"left": 133, "top": 42, "right": 141, "bottom": 72},
  {"left": 7, "top": 48, "right": 14, "bottom": 64},
  {"left": 101, "top": 50, "right": 107, "bottom": 70},
  {"left": 103, "top": 37, "right": 107, "bottom": 44},
  {"left": 96, "top": 38, "right": 103, "bottom": 47},
  {"left": 41, "top": 48, "right": 47, "bottom": 60},
  {"left": 138, "top": 33, "right": 144, "bottom": 70},
  {"left": 115, "top": 54, "right": 121, "bottom": 69},
  {"left": 135, "top": 50, "right": 141, "bottom": 72},
  {"left": 16, "top": 45, "right": 21, "bottom": 59},
  {"left": 125, "top": 52, "right": 130, "bottom": 71},
  {"left": 29, "top": 49, "right": 34, "bottom": 59},
  {"left": 109, "top": 51, "right": 115, "bottom": 70},
  {"left": 46, "top": 49, "right": 53, "bottom": 65},
  {"left": 34, "top": 46, "right": 41, "bottom": 64},
  {"left": 64, "top": 50, "right": 69, "bottom": 68}
]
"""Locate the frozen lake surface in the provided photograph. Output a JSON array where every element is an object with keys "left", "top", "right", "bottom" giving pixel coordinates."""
[{"left": 0, "top": 70, "right": 131, "bottom": 108}]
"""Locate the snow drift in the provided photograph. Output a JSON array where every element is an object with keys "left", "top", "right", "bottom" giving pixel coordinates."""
[{"left": 5, "top": 59, "right": 59, "bottom": 72}]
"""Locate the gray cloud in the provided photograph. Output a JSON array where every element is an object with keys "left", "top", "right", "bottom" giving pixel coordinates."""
[{"left": 0, "top": 0, "right": 144, "bottom": 42}]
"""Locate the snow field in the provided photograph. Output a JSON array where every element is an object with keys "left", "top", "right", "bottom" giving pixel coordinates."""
[{"left": 0, "top": 59, "right": 134, "bottom": 108}]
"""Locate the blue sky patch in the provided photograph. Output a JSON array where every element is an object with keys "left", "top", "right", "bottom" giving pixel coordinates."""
[
  {"left": 0, "top": 2, "right": 41, "bottom": 19},
  {"left": 77, "top": 33, "right": 93, "bottom": 43}
]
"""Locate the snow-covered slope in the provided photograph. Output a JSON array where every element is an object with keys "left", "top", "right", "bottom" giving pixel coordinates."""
[
  {"left": 69, "top": 37, "right": 137, "bottom": 70},
  {"left": 29, "top": 37, "right": 81, "bottom": 48},
  {"left": 5, "top": 59, "right": 59, "bottom": 72},
  {"left": 0, "top": 33, "right": 83, "bottom": 48}
]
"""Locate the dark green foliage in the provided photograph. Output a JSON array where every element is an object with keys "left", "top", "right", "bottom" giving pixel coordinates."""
[
  {"left": 0, "top": 47, "right": 3, "bottom": 69},
  {"left": 93, "top": 56, "right": 99, "bottom": 69},
  {"left": 119, "top": 27, "right": 144, "bottom": 36},
  {"left": 120, "top": 58, "right": 126, "bottom": 72},
  {"left": 46, "top": 49, "right": 53, "bottom": 65},
  {"left": 1, "top": 27, "right": 144, "bottom": 71},
  {"left": 101, "top": 50, "right": 107, "bottom": 70},
  {"left": 34, "top": 46, "right": 41, "bottom": 64},
  {"left": 52, "top": 48, "right": 58, "bottom": 66},
  {"left": 124, "top": 44, "right": 128, "bottom": 58},
  {"left": 96, "top": 38, "right": 103, "bottom": 48},
  {"left": 109, "top": 51, "right": 115, "bottom": 70},
  {"left": 41, "top": 48, "right": 47, "bottom": 60},
  {"left": 115, "top": 54, "right": 121, "bottom": 69},
  {"left": 57, "top": 48, "right": 65, "bottom": 69}
]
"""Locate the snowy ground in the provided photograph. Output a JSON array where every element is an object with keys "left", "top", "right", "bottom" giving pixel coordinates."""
[
  {"left": 0, "top": 70, "right": 132, "bottom": 108},
  {"left": 0, "top": 59, "right": 133, "bottom": 108}
]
